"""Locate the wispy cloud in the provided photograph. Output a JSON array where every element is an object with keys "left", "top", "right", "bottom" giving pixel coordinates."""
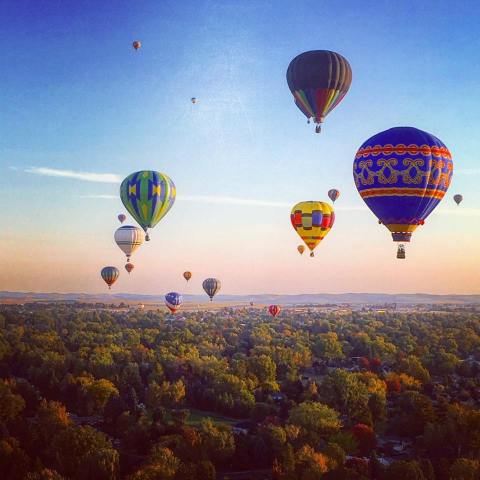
[
  {"left": 455, "top": 168, "right": 480, "bottom": 175},
  {"left": 24, "top": 167, "right": 121, "bottom": 183},
  {"left": 79, "top": 194, "right": 117, "bottom": 199},
  {"left": 177, "top": 195, "right": 291, "bottom": 208}
]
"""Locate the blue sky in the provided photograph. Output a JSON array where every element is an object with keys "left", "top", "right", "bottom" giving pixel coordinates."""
[{"left": 1, "top": 0, "right": 479, "bottom": 295}]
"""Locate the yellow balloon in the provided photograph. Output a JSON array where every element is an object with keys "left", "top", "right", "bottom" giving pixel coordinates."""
[{"left": 291, "top": 201, "right": 335, "bottom": 257}]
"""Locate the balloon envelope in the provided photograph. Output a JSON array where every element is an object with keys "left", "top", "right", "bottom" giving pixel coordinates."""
[
  {"left": 287, "top": 50, "right": 352, "bottom": 130},
  {"left": 133, "top": 41, "right": 141, "bottom": 50},
  {"left": 453, "top": 194, "right": 463, "bottom": 205},
  {"left": 328, "top": 189, "right": 340, "bottom": 203},
  {"left": 353, "top": 127, "right": 453, "bottom": 242},
  {"left": 291, "top": 201, "right": 335, "bottom": 256},
  {"left": 297, "top": 245, "right": 305, "bottom": 255},
  {"left": 125, "top": 263, "right": 134, "bottom": 274},
  {"left": 183, "top": 271, "right": 192, "bottom": 282},
  {"left": 101, "top": 266, "right": 119, "bottom": 289},
  {"left": 114, "top": 225, "right": 144, "bottom": 261},
  {"left": 165, "top": 292, "right": 182, "bottom": 313},
  {"left": 203, "top": 278, "right": 221, "bottom": 301},
  {"left": 118, "top": 214, "right": 126, "bottom": 224},
  {"left": 269, "top": 305, "right": 281, "bottom": 317},
  {"left": 120, "top": 171, "right": 176, "bottom": 240}
]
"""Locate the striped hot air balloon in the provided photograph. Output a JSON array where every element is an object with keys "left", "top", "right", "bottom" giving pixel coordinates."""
[
  {"left": 328, "top": 189, "right": 340, "bottom": 203},
  {"left": 202, "top": 278, "right": 221, "bottom": 301},
  {"left": 268, "top": 305, "right": 281, "bottom": 317},
  {"left": 101, "top": 266, "right": 119, "bottom": 289},
  {"left": 291, "top": 201, "right": 335, "bottom": 257},
  {"left": 114, "top": 226, "right": 144, "bottom": 261},
  {"left": 287, "top": 50, "right": 352, "bottom": 133}
]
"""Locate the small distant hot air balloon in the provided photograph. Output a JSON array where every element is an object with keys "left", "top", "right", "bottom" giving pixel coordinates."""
[
  {"left": 120, "top": 171, "right": 176, "bottom": 241},
  {"left": 269, "top": 305, "right": 281, "bottom": 317},
  {"left": 397, "top": 244, "right": 406, "bottom": 259},
  {"left": 286, "top": 50, "right": 352, "bottom": 133},
  {"left": 453, "top": 194, "right": 463, "bottom": 206},
  {"left": 291, "top": 201, "right": 335, "bottom": 257},
  {"left": 353, "top": 127, "right": 453, "bottom": 255},
  {"left": 125, "top": 262, "right": 134, "bottom": 274},
  {"left": 297, "top": 245, "right": 305, "bottom": 255},
  {"left": 133, "top": 41, "right": 141, "bottom": 51},
  {"left": 118, "top": 214, "right": 126, "bottom": 224},
  {"left": 328, "top": 189, "right": 340, "bottom": 203},
  {"left": 183, "top": 271, "right": 192, "bottom": 282},
  {"left": 191, "top": 97, "right": 197, "bottom": 104},
  {"left": 114, "top": 226, "right": 145, "bottom": 261},
  {"left": 165, "top": 292, "right": 182, "bottom": 313},
  {"left": 101, "top": 266, "right": 119, "bottom": 289},
  {"left": 203, "top": 278, "right": 221, "bottom": 301}
]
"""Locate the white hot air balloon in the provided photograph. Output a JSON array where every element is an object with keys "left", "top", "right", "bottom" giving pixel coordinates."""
[{"left": 114, "top": 225, "right": 145, "bottom": 261}]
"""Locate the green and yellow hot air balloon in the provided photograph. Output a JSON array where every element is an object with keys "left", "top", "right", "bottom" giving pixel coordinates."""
[{"left": 120, "top": 171, "right": 176, "bottom": 241}]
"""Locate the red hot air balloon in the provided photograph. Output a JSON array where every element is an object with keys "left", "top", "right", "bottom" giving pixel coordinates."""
[
  {"left": 269, "top": 305, "right": 281, "bottom": 317},
  {"left": 125, "top": 263, "right": 134, "bottom": 274},
  {"left": 133, "top": 41, "right": 141, "bottom": 51}
]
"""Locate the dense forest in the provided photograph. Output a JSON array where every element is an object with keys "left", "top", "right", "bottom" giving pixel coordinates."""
[{"left": 0, "top": 304, "right": 479, "bottom": 479}]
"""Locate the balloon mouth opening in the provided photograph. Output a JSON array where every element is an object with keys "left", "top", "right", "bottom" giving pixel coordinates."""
[{"left": 392, "top": 232, "right": 412, "bottom": 242}]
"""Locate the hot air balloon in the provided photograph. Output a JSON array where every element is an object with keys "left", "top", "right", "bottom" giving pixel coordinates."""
[
  {"left": 125, "top": 262, "right": 134, "bottom": 274},
  {"left": 297, "top": 245, "right": 305, "bottom": 255},
  {"left": 114, "top": 225, "right": 145, "bottom": 261},
  {"left": 353, "top": 127, "right": 453, "bottom": 252},
  {"left": 183, "top": 271, "right": 192, "bottom": 282},
  {"left": 397, "top": 244, "right": 406, "bottom": 259},
  {"left": 269, "top": 305, "right": 281, "bottom": 317},
  {"left": 453, "top": 194, "right": 463, "bottom": 206},
  {"left": 191, "top": 97, "right": 197, "bottom": 104},
  {"left": 101, "top": 266, "right": 119, "bottom": 289},
  {"left": 203, "top": 278, "right": 221, "bottom": 301},
  {"left": 118, "top": 214, "right": 126, "bottom": 224},
  {"left": 286, "top": 50, "right": 352, "bottom": 133},
  {"left": 165, "top": 292, "right": 182, "bottom": 313},
  {"left": 291, "top": 201, "right": 335, "bottom": 257},
  {"left": 120, "top": 171, "right": 176, "bottom": 241},
  {"left": 133, "top": 41, "right": 141, "bottom": 50},
  {"left": 328, "top": 189, "right": 340, "bottom": 203}
]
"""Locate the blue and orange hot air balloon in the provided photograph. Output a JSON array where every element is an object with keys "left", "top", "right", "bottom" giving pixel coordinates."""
[
  {"left": 287, "top": 50, "right": 352, "bottom": 133},
  {"left": 328, "top": 189, "right": 340, "bottom": 203},
  {"left": 353, "top": 127, "right": 453, "bottom": 256}
]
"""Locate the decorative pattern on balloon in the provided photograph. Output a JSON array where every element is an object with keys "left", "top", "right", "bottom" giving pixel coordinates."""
[{"left": 353, "top": 127, "right": 453, "bottom": 243}]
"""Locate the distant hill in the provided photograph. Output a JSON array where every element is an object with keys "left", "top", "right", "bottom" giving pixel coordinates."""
[{"left": 1, "top": 291, "right": 479, "bottom": 305}]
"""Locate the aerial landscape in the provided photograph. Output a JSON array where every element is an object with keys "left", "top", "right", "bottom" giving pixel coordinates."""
[{"left": 1, "top": 1, "right": 480, "bottom": 479}]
